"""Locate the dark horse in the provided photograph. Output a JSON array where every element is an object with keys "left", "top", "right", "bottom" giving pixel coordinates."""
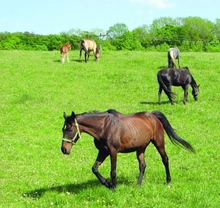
[
  {"left": 157, "top": 67, "right": 199, "bottom": 105},
  {"left": 61, "top": 109, "right": 194, "bottom": 189},
  {"left": 80, "top": 39, "right": 100, "bottom": 62},
  {"left": 168, "top": 47, "right": 180, "bottom": 68}
]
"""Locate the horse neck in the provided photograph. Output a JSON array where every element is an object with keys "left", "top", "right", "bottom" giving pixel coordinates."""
[
  {"left": 190, "top": 75, "right": 197, "bottom": 89},
  {"left": 76, "top": 113, "right": 107, "bottom": 138}
]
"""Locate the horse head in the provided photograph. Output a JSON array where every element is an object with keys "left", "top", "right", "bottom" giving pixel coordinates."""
[
  {"left": 192, "top": 84, "right": 200, "bottom": 101},
  {"left": 95, "top": 48, "right": 100, "bottom": 61},
  {"left": 61, "top": 111, "right": 81, "bottom": 154}
]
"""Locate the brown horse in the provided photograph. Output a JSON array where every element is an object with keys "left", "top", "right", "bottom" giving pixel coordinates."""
[
  {"left": 61, "top": 109, "right": 195, "bottom": 189},
  {"left": 80, "top": 39, "right": 100, "bottom": 62},
  {"left": 60, "top": 42, "right": 71, "bottom": 63}
]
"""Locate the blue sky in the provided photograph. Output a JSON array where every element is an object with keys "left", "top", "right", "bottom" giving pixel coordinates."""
[{"left": 0, "top": 0, "right": 219, "bottom": 35}]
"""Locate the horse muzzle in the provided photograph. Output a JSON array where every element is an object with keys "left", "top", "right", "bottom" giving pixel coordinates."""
[{"left": 61, "top": 147, "right": 71, "bottom": 155}]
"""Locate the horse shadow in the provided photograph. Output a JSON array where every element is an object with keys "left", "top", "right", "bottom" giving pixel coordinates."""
[
  {"left": 74, "top": 59, "right": 82, "bottom": 63},
  {"left": 140, "top": 101, "right": 170, "bottom": 105},
  {"left": 23, "top": 177, "right": 133, "bottom": 199},
  {"left": 53, "top": 59, "right": 61, "bottom": 63},
  {"left": 158, "top": 65, "right": 167, "bottom": 69},
  {"left": 23, "top": 180, "right": 98, "bottom": 199},
  {"left": 53, "top": 59, "right": 84, "bottom": 63}
]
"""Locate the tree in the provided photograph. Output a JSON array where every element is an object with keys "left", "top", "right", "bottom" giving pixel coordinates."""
[
  {"left": 213, "top": 18, "right": 220, "bottom": 40},
  {"left": 132, "top": 25, "right": 151, "bottom": 49},
  {"left": 107, "top": 23, "right": 129, "bottom": 39},
  {"left": 182, "top": 17, "right": 215, "bottom": 44}
]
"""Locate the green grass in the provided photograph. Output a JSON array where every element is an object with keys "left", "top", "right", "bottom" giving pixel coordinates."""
[{"left": 0, "top": 50, "right": 220, "bottom": 207}]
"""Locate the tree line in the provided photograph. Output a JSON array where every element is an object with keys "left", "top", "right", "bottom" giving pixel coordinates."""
[{"left": 0, "top": 17, "right": 220, "bottom": 52}]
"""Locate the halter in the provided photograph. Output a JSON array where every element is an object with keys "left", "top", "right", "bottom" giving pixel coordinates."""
[{"left": 62, "top": 119, "right": 81, "bottom": 145}]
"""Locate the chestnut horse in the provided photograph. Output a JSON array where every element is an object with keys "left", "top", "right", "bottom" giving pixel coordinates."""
[
  {"left": 60, "top": 42, "right": 71, "bottom": 63},
  {"left": 61, "top": 109, "right": 194, "bottom": 189},
  {"left": 168, "top": 47, "right": 180, "bottom": 68},
  {"left": 80, "top": 39, "right": 100, "bottom": 62},
  {"left": 157, "top": 67, "right": 199, "bottom": 105}
]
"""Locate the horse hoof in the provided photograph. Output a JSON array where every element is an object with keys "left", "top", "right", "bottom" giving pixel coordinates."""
[{"left": 166, "top": 178, "right": 171, "bottom": 184}]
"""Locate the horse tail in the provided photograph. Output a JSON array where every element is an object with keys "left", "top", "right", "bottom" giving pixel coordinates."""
[
  {"left": 157, "top": 72, "right": 176, "bottom": 100},
  {"left": 80, "top": 40, "right": 89, "bottom": 55},
  {"left": 60, "top": 47, "right": 64, "bottom": 57},
  {"left": 169, "top": 50, "right": 176, "bottom": 68},
  {"left": 60, "top": 48, "right": 65, "bottom": 63},
  {"left": 152, "top": 110, "right": 195, "bottom": 153}
]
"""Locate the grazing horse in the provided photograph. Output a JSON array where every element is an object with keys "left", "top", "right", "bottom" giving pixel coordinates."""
[
  {"left": 157, "top": 67, "right": 199, "bottom": 105},
  {"left": 80, "top": 39, "right": 100, "bottom": 62},
  {"left": 60, "top": 42, "right": 71, "bottom": 63},
  {"left": 61, "top": 109, "right": 195, "bottom": 189},
  {"left": 168, "top": 47, "right": 180, "bottom": 68}
]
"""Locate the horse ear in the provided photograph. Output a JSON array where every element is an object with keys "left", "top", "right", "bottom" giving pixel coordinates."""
[
  {"left": 64, "top": 112, "right": 67, "bottom": 119},
  {"left": 71, "top": 111, "right": 76, "bottom": 118}
]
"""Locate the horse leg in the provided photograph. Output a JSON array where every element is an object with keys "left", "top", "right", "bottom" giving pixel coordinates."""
[
  {"left": 84, "top": 52, "right": 87, "bottom": 63},
  {"left": 168, "top": 85, "right": 174, "bottom": 105},
  {"left": 152, "top": 140, "right": 171, "bottom": 183},
  {"left": 92, "top": 150, "right": 111, "bottom": 188},
  {"left": 67, "top": 53, "right": 69, "bottom": 63},
  {"left": 79, "top": 49, "right": 82, "bottom": 62},
  {"left": 178, "top": 58, "right": 180, "bottom": 68},
  {"left": 136, "top": 149, "right": 146, "bottom": 185},
  {"left": 61, "top": 53, "right": 64, "bottom": 63},
  {"left": 168, "top": 55, "right": 172, "bottom": 67},
  {"left": 158, "top": 85, "right": 162, "bottom": 104},
  {"left": 93, "top": 50, "right": 96, "bottom": 61},
  {"left": 182, "top": 85, "right": 189, "bottom": 104},
  {"left": 109, "top": 149, "right": 118, "bottom": 189}
]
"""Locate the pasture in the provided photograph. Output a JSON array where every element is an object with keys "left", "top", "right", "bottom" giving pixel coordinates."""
[{"left": 0, "top": 50, "right": 219, "bottom": 207}]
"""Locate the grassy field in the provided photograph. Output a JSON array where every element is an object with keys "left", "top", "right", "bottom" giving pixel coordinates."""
[{"left": 0, "top": 50, "right": 220, "bottom": 208}]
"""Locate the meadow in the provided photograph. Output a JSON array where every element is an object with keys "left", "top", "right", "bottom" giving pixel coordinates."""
[{"left": 0, "top": 50, "right": 219, "bottom": 208}]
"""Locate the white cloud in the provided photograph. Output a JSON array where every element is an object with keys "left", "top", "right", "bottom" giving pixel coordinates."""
[{"left": 129, "top": 0, "right": 174, "bottom": 9}]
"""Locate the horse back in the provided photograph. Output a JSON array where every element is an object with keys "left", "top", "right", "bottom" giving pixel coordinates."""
[
  {"left": 81, "top": 39, "right": 97, "bottom": 51},
  {"left": 60, "top": 43, "right": 70, "bottom": 54},
  {"left": 158, "top": 67, "right": 191, "bottom": 86},
  {"left": 107, "top": 112, "right": 163, "bottom": 152}
]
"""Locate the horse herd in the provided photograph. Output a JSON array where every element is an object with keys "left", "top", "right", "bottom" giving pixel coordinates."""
[
  {"left": 60, "top": 42, "right": 199, "bottom": 105},
  {"left": 60, "top": 42, "right": 200, "bottom": 189}
]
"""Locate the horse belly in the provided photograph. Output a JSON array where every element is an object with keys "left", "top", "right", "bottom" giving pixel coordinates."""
[
  {"left": 87, "top": 45, "right": 95, "bottom": 52},
  {"left": 118, "top": 128, "right": 153, "bottom": 153}
]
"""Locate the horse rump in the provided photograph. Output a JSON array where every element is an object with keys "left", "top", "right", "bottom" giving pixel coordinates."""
[
  {"left": 152, "top": 110, "right": 195, "bottom": 153},
  {"left": 157, "top": 71, "right": 176, "bottom": 100},
  {"left": 80, "top": 40, "right": 89, "bottom": 55},
  {"left": 168, "top": 47, "right": 180, "bottom": 68}
]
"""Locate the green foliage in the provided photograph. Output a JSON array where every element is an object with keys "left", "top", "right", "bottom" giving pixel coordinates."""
[
  {"left": 0, "top": 50, "right": 220, "bottom": 207},
  {"left": 0, "top": 17, "right": 219, "bottom": 52},
  {"left": 205, "top": 37, "right": 220, "bottom": 52},
  {"left": 107, "top": 23, "right": 129, "bottom": 39}
]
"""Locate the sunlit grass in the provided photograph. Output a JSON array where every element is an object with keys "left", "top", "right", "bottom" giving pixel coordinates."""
[{"left": 0, "top": 50, "right": 219, "bottom": 207}]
